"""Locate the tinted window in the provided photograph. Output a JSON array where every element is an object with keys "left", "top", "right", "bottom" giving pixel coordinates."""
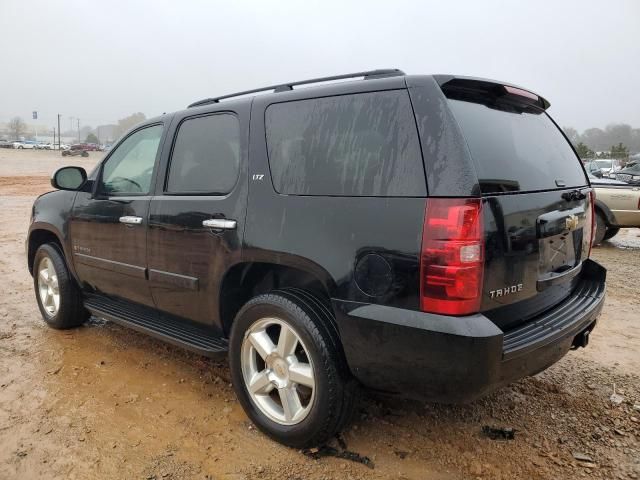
[
  {"left": 265, "top": 91, "right": 425, "bottom": 196},
  {"left": 167, "top": 114, "right": 240, "bottom": 194},
  {"left": 101, "top": 125, "right": 163, "bottom": 194},
  {"left": 448, "top": 100, "right": 588, "bottom": 193}
]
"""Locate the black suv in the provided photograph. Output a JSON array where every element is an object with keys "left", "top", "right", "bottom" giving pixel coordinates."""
[{"left": 27, "top": 69, "right": 606, "bottom": 447}]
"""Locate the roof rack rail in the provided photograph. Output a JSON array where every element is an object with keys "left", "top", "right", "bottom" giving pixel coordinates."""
[{"left": 187, "top": 68, "right": 405, "bottom": 108}]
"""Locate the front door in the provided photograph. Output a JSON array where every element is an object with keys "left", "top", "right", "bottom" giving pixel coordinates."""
[
  {"left": 69, "top": 123, "right": 166, "bottom": 307},
  {"left": 147, "top": 108, "right": 248, "bottom": 328}
]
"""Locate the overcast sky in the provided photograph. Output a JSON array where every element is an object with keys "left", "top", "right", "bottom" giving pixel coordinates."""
[{"left": 1, "top": 0, "right": 638, "bottom": 132}]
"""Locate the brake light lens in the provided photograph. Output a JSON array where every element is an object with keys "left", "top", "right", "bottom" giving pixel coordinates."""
[
  {"left": 586, "top": 190, "right": 596, "bottom": 256},
  {"left": 420, "top": 198, "right": 484, "bottom": 316},
  {"left": 504, "top": 85, "right": 539, "bottom": 102}
]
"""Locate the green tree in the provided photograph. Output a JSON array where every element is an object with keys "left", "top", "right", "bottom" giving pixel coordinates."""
[
  {"left": 575, "top": 142, "right": 594, "bottom": 159},
  {"left": 610, "top": 142, "right": 629, "bottom": 159},
  {"left": 85, "top": 133, "right": 99, "bottom": 144}
]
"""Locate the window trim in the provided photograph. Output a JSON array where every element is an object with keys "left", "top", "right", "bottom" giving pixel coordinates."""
[
  {"left": 163, "top": 111, "right": 241, "bottom": 197},
  {"left": 263, "top": 89, "right": 427, "bottom": 197},
  {"left": 95, "top": 122, "right": 164, "bottom": 198}
]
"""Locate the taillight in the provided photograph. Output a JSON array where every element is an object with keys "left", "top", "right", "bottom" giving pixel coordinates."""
[
  {"left": 586, "top": 190, "right": 596, "bottom": 256},
  {"left": 420, "top": 198, "right": 484, "bottom": 316}
]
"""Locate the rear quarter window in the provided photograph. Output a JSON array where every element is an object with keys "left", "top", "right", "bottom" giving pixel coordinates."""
[
  {"left": 265, "top": 90, "right": 426, "bottom": 196},
  {"left": 448, "top": 99, "right": 588, "bottom": 194}
]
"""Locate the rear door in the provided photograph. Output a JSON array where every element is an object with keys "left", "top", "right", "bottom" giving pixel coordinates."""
[
  {"left": 439, "top": 79, "right": 592, "bottom": 329},
  {"left": 146, "top": 105, "right": 248, "bottom": 328}
]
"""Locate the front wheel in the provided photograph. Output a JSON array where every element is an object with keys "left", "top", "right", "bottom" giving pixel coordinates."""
[
  {"left": 33, "top": 244, "right": 88, "bottom": 329},
  {"left": 229, "top": 291, "right": 356, "bottom": 448}
]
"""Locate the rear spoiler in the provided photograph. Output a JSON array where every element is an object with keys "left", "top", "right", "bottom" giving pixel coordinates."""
[{"left": 434, "top": 75, "right": 550, "bottom": 111}]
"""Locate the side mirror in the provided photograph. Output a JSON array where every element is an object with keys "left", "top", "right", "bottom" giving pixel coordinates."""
[
  {"left": 51, "top": 166, "right": 87, "bottom": 190},
  {"left": 592, "top": 170, "right": 603, "bottom": 178}
]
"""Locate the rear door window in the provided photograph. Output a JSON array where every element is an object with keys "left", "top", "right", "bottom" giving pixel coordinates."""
[
  {"left": 166, "top": 114, "right": 240, "bottom": 194},
  {"left": 447, "top": 99, "right": 588, "bottom": 194},
  {"left": 265, "top": 90, "right": 426, "bottom": 196}
]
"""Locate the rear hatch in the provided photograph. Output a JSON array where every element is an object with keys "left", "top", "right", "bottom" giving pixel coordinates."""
[{"left": 441, "top": 78, "right": 593, "bottom": 330}]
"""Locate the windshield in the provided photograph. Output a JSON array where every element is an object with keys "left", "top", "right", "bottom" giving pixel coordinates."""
[
  {"left": 447, "top": 99, "right": 588, "bottom": 194},
  {"left": 595, "top": 160, "right": 612, "bottom": 169}
]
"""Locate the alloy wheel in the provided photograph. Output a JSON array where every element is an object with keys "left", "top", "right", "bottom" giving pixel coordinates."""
[
  {"left": 37, "top": 256, "right": 60, "bottom": 316},
  {"left": 241, "top": 317, "right": 316, "bottom": 425}
]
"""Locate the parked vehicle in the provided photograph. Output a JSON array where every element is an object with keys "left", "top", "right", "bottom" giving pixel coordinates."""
[
  {"left": 610, "top": 161, "right": 640, "bottom": 186},
  {"left": 36, "top": 142, "right": 53, "bottom": 150},
  {"left": 589, "top": 172, "right": 640, "bottom": 244},
  {"left": 61, "top": 144, "right": 89, "bottom": 157},
  {"left": 589, "top": 158, "right": 622, "bottom": 177},
  {"left": 13, "top": 141, "right": 36, "bottom": 149},
  {"left": 0, "top": 139, "right": 13, "bottom": 148},
  {"left": 27, "top": 70, "right": 605, "bottom": 448},
  {"left": 79, "top": 143, "right": 100, "bottom": 151}
]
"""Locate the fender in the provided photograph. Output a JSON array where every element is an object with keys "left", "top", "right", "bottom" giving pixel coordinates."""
[
  {"left": 594, "top": 198, "right": 616, "bottom": 227},
  {"left": 240, "top": 247, "right": 338, "bottom": 297},
  {"left": 27, "top": 189, "right": 80, "bottom": 282}
]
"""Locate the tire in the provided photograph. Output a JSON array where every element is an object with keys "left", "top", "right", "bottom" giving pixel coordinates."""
[
  {"left": 594, "top": 212, "right": 607, "bottom": 246},
  {"left": 603, "top": 227, "right": 620, "bottom": 241},
  {"left": 33, "top": 243, "right": 88, "bottom": 329},
  {"left": 229, "top": 291, "right": 357, "bottom": 448},
  {"left": 18, "top": 146, "right": 23, "bottom": 149}
]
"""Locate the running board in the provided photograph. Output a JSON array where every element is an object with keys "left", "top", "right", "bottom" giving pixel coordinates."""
[{"left": 84, "top": 295, "right": 228, "bottom": 358}]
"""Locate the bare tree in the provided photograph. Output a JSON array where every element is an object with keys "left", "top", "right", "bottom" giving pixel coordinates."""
[
  {"left": 8, "top": 116, "right": 27, "bottom": 140},
  {"left": 112, "top": 112, "right": 147, "bottom": 141}
]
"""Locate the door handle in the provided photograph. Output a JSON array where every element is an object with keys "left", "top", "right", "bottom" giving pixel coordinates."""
[
  {"left": 119, "top": 216, "right": 143, "bottom": 225},
  {"left": 202, "top": 218, "right": 237, "bottom": 230}
]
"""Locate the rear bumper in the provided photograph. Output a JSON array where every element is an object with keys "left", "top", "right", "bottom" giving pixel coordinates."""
[{"left": 334, "top": 259, "right": 606, "bottom": 403}]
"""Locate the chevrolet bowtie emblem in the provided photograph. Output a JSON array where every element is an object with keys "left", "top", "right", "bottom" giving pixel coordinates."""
[{"left": 565, "top": 214, "right": 579, "bottom": 231}]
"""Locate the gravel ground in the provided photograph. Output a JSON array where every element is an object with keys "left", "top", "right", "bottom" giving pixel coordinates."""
[{"left": 0, "top": 149, "right": 638, "bottom": 479}]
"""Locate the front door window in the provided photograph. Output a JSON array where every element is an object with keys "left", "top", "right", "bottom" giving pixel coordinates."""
[{"left": 101, "top": 125, "right": 163, "bottom": 195}]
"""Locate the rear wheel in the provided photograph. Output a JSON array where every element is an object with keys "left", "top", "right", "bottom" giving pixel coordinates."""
[
  {"left": 603, "top": 227, "right": 620, "bottom": 241},
  {"left": 594, "top": 212, "right": 607, "bottom": 246},
  {"left": 229, "top": 291, "right": 356, "bottom": 448},
  {"left": 33, "top": 244, "right": 88, "bottom": 329}
]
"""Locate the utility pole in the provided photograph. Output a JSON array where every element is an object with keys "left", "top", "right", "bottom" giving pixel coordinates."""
[
  {"left": 57, "top": 114, "right": 61, "bottom": 150},
  {"left": 77, "top": 118, "right": 80, "bottom": 143}
]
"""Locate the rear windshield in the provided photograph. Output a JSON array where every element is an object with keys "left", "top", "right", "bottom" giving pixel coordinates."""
[
  {"left": 265, "top": 90, "right": 426, "bottom": 196},
  {"left": 448, "top": 99, "right": 587, "bottom": 194}
]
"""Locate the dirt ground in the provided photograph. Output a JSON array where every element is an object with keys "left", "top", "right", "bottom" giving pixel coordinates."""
[{"left": 0, "top": 148, "right": 638, "bottom": 479}]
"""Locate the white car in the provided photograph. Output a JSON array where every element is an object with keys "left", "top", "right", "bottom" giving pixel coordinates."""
[
  {"left": 36, "top": 142, "right": 53, "bottom": 150},
  {"left": 14, "top": 141, "right": 38, "bottom": 149},
  {"left": 593, "top": 159, "right": 623, "bottom": 177}
]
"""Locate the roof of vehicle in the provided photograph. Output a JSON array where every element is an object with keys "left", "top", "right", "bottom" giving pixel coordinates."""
[{"left": 185, "top": 69, "right": 550, "bottom": 111}]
